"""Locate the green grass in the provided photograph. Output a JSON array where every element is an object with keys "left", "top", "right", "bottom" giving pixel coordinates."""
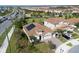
[
  {"left": 0, "top": 25, "right": 12, "bottom": 46},
  {"left": 6, "top": 30, "right": 18, "bottom": 53},
  {"left": 0, "top": 10, "right": 12, "bottom": 16},
  {"left": 59, "top": 36, "right": 67, "bottom": 43},
  {"left": 6, "top": 31, "right": 51, "bottom": 53},
  {"left": 6, "top": 29, "right": 52, "bottom": 53},
  {"left": 67, "top": 42, "right": 73, "bottom": 47},
  {"left": 72, "top": 32, "right": 79, "bottom": 39},
  {"left": 34, "top": 43, "right": 50, "bottom": 53},
  {"left": 26, "top": 18, "right": 46, "bottom": 24}
]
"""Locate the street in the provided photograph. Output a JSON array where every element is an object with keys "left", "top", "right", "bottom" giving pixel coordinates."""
[
  {"left": 0, "top": 20, "right": 12, "bottom": 35},
  {"left": 0, "top": 8, "right": 24, "bottom": 36},
  {"left": 0, "top": 26, "right": 15, "bottom": 53}
]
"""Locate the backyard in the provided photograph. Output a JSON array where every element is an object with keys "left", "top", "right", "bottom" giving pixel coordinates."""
[{"left": 6, "top": 29, "right": 55, "bottom": 53}]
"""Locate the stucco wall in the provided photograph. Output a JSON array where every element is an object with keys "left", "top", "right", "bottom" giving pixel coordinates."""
[{"left": 44, "top": 21, "right": 55, "bottom": 30}]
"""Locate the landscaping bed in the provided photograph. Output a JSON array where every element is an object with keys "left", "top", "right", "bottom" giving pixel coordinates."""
[
  {"left": 67, "top": 42, "right": 73, "bottom": 47},
  {"left": 72, "top": 32, "right": 79, "bottom": 39},
  {"left": 59, "top": 36, "right": 67, "bottom": 43}
]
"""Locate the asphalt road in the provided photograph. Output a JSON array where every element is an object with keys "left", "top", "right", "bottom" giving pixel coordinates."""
[
  {"left": 0, "top": 20, "right": 12, "bottom": 35},
  {"left": 0, "top": 8, "right": 23, "bottom": 36},
  {"left": 0, "top": 26, "right": 15, "bottom": 53}
]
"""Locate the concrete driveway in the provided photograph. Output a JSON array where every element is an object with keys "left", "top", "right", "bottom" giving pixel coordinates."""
[
  {"left": 50, "top": 36, "right": 62, "bottom": 47},
  {"left": 44, "top": 34, "right": 62, "bottom": 48},
  {"left": 55, "top": 39, "right": 79, "bottom": 53}
]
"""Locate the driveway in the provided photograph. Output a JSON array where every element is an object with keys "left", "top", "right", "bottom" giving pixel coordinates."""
[
  {"left": 50, "top": 35, "right": 62, "bottom": 47},
  {"left": 51, "top": 37, "right": 62, "bottom": 47},
  {"left": 55, "top": 39, "right": 79, "bottom": 53},
  {"left": 44, "top": 34, "right": 62, "bottom": 47}
]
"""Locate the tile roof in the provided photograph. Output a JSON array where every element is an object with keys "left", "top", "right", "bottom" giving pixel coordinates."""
[
  {"left": 23, "top": 23, "right": 52, "bottom": 36},
  {"left": 46, "top": 18, "right": 65, "bottom": 24},
  {"left": 56, "top": 25, "right": 74, "bottom": 30},
  {"left": 66, "top": 18, "right": 79, "bottom": 24},
  {"left": 46, "top": 18, "right": 79, "bottom": 24}
]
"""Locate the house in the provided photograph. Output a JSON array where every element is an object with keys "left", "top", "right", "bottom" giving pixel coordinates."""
[
  {"left": 66, "top": 18, "right": 79, "bottom": 24},
  {"left": 23, "top": 23, "right": 53, "bottom": 43},
  {"left": 44, "top": 18, "right": 69, "bottom": 30},
  {"left": 44, "top": 18, "right": 78, "bottom": 31}
]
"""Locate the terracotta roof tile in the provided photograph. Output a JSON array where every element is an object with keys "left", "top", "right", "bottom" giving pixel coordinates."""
[
  {"left": 23, "top": 23, "right": 52, "bottom": 36},
  {"left": 46, "top": 18, "right": 65, "bottom": 24},
  {"left": 46, "top": 18, "right": 79, "bottom": 24}
]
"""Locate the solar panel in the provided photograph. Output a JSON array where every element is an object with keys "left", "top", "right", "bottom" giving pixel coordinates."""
[{"left": 26, "top": 24, "right": 35, "bottom": 31}]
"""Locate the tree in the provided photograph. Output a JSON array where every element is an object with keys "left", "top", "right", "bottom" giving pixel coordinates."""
[
  {"left": 59, "top": 13, "right": 63, "bottom": 17},
  {"left": 75, "top": 23, "right": 79, "bottom": 28},
  {"left": 14, "top": 20, "right": 23, "bottom": 29},
  {"left": 32, "top": 19, "right": 35, "bottom": 22}
]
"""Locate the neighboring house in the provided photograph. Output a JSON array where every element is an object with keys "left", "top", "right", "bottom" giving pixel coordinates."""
[
  {"left": 44, "top": 18, "right": 68, "bottom": 30},
  {"left": 23, "top": 18, "right": 79, "bottom": 43},
  {"left": 23, "top": 23, "right": 53, "bottom": 43},
  {"left": 44, "top": 18, "right": 78, "bottom": 31},
  {"left": 66, "top": 18, "right": 79, "bottom": 24}
]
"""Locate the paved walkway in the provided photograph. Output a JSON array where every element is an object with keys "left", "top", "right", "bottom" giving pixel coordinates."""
[
  {"left": 0, "top": 26, "right": 15, "bottom": 53},
  {"left": 55, "top": 39, "right": 79, "bottom": 53}
]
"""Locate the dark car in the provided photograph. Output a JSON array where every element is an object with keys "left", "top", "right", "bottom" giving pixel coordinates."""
[{"left": 62, "top": 34, "right": 70, "bottom": 40}]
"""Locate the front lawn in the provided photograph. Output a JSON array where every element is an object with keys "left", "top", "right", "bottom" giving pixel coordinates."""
[
  {"left": 67, "top": 42, "right": 73, "bottom": 47},
  {"left": 59, "top": 36, "right": 67, "bottom": 43},
  {"left": 72, "top": 32, "right": 79, "bottom": 39},
  {"left": 34, "top": 43, "right": 50, "bottom": 53}
]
